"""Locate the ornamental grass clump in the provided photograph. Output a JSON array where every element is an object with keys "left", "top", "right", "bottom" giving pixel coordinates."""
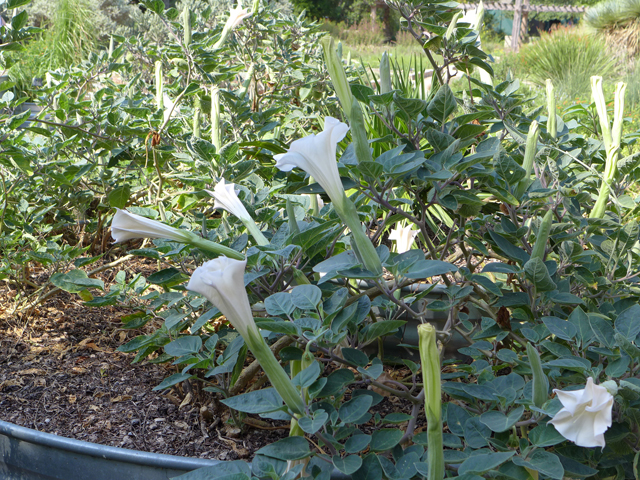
[{"left": 518, "top": 26, "right": 617, "bottom": 99}]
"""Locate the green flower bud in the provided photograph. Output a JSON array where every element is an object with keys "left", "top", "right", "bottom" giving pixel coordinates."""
[
  {"left": 526, "top": 343, "right": 549, "bottom": 408},
  {"left": 321, "top": 36, "right": 354, "bottom": 120},
  {"left": 546, "top": 80, "right": 556, "bottom": 140},
  {"left": 418, "top": 324, "right": 444, "bottom": 480}
]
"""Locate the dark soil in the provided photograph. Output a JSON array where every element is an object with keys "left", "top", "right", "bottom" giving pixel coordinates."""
[{"left": 0, "top": 258, "right": 418, "bottom": 461}]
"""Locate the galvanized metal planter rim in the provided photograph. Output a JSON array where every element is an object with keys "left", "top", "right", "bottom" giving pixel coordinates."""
[{"left": 0, "top": 418, "right": 221, "bottom": 471}]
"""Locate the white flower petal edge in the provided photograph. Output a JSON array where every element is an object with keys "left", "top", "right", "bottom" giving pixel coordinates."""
[
  {"left": 274, "top": 117, "right": 349, "bottom": 206},
  {"left": 111, "top": 208, "right": 188, "bottom": 243},
  {"left": 229, "top": 5, "right": 252, "bottom": 28},
  {"left": 549, "top": 377, "right": 613, "bottom": 448},
  {"left": 186, "top": 256, "right": 305, "bottom": 415},
  {"left": 389, "top": 226, "right": 419, "bottom": 254},
  {"left": 206, "top": 178, "right": 251, "bottom": 222},
  {"left": 187, "top": 257, "right": 256, "bottom": 339}
]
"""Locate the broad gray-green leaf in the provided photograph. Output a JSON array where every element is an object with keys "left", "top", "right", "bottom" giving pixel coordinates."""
[
  {"left": 333, "top": 455, "right": 363, "bottom": 475},
  {"left": 164, "top": 336, "right": 202, "bottom": 356},
  {"left": 427, "top": 84, "right": 457, "bottom": 123},
  {"left": 542, "top": 316, "right": 577, "bottom": 341},
  {"left": 290, "top": 285, "right": 322, "bottom": 310},
  {"left": 405, "top": 260, "right": 458, "bottom": 279},
  {"left": 220, "top": 388, "right": 283, "bottom": 414},
  {"left": 589, "top": 314, "right": 616, "bottom": 349},
  {"left": 339, "top": 395, "right": 372, "bottom": 423},
  {"left": 256, "top": 437, "right": 310, "bottom": 460},
  {"left": 264, "top": 292, "right": 295, "bottom": 316},
  {"left": 370, "top": 428, "right": 403, "bottom": 451},
  {"left": 524, "top": 257, "right": 556, "bottom": 292},
  {"left": 512, "top": 450, "right": 564, "bottom": 480},
  {"left": 479, "top": 406, "right": 524, "bottom": 432},
  {"left": 458, "top": 451, "right": 515, "bottom": 475},
  {"left": 615, "top": 304, "right": 640, "bottom": 339}
]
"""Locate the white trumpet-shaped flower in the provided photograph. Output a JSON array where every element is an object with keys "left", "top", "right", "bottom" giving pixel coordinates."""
[
  {"left": 275, "top": 117, "right": 382, "bottom": 275},
  {"left": 228, "top": 2, "right": 252, "bottom": 28},
  {"left": 110, "top": 208, "right": 245, "bottom": 259},
  {"left": 274, "top": 117, "right": 349, "bottom": 208},
  {"left": 207, "top": 179, "right": 252, "bottom": 223},
  {"left": 187, "top": 257, "right": 305, "bottom": 415},
  {"left": 111, "top": 208, "right": 190, "bottom": 243},
  {"left": 389, "top": 226, "right": 419, "bottom": 254},
  {"left": 187, "top": 257, "right": 257, "bottom": 339},
  {"left": 206, "top": 179, "right": 269, "bottom": 246},
  {"left": 213, "top": 1, "right": 252, "bottom": 49},
  {"left": 549, "top": 377, "right": 614, "bottom": 448}
]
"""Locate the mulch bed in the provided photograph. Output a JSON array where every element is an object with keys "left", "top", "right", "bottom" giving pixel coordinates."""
[{"left": 0, "top": 258, "right": 418, "bottom": 461}]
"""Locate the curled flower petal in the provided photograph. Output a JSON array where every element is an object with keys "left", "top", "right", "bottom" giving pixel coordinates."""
[
  {"left": 274, "top": 117, "right": 349, "bottom": 206},
  {"left": 207, "top": 178, "right": 252, "bottom": 223},
  {"left": 549, "top": 377, "right": 613, "bottom": 448},
  {"left": 111, "top": 208, "right": 189, "bottom": 243},
  {"left": 187, "top": 257, "right": 256, "bottom": 339},
  {"left": 388, "top": 226, "right": 418, "bottom": 254}
]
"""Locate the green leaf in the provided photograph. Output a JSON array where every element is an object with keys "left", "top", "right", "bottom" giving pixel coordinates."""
[
  {"left": 345, "top": 434, "right": 371, "bottom": 453},
  {"left": 512, "top": 450, "right": 564, "bottom": 480},
  {"left": 458, "top": 452, "right": 515, "bottom": 475},
  {"left": 589, "top": 314, "right": 616, "bottom": 349},
  {"left": 339, "top": 395, "right": 373, "bottom": 423},
  {"left": 292, "top": 361, "right": 321, "bottom": 389},
  {"left": 479, "top": 406, "right": 524, "bottom": 432},
  {"left": 542, "top": 316, "right": 577, "bottom": 341},
  {"left": 256, "top": 437, "right": 310, "bottom": 461},
  {"left": 447, "top": 403, "right": 471, "bottom": 436},
  {"left": 353, "top": 454, "right": 382, "bottom": 480},
  {"left": 428, "top": 84, "right": 457, "bottom": 123},
  {"left": 493, "top": 149, "right": 526, "bottom": 185},
  {"left": 108, "top": 185, "right": 131, "bottom": 209},
  {"left": 50, "top": 270, "right": 104, "bottom": 293},
  {"left": 164, "top": 336, "right": 202, "bottom": 356},
  {"left": 488, "top": 231, "right": 530, "bottom": 265},
  {"left": 220, "top": 388, "right": 283, "bottom": 414},
  {"left": 264, "top": 292, "right": 295, "bottom": 316},
  {"left": 290, "top": 285, "right": 322, "bottom": 310},
  {"left": 393, "top": 93, "right": 428, "bottom": 117},
  {"left": 615, "top": 304, "right": 640, "bottom": 339},
  {"left": 341, "top": 347, "right": 369, "bottom": 367},
  {"left": 529, "top": 423, "right": 565, "bottom": 447},
  {"left": 369, "top": 428, "right": 403, "bottom": 452},
  {"left": 333, "top": 455, "right": 363, "bottom": 475},
  {"left": 152, "top": 372, "right": 195, "bottom": 391},
  {"left": 143, "top": 0, "right": 165, "bottom": 15},
  {"left": 361, "top": 320, "right": 406, "bottom": 344},
  {"left": 172, "top": 461, "right": 251, "bottom": 480},
  {"left": 568, "top": 307, "right": 593, "bottom": 345},
  {"left": 405, "top": 260, "right": 458, "bottom": 279},
  {"left": 524, "top": 257, "right": 556, "bottom": 292},
  {"left": 298, "top": 410, "right": 328, "bottom": 434},
  {"left": 147, "top": 268, "right": 187, "bottom": 287},
  {"left": 464, "top": 417, "right": 491, "bottom": 448}
]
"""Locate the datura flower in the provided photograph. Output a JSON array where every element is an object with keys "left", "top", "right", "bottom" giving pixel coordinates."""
[
  {"left": 111, "top": 208, "right": 191, "bottom": 244},
  {"left": 549, "top": 377, "right": 613, "bottom": 448},
  {"left": 389, "top": 226, "right": 418, "bottom": 254},
  {"left": 207, "top": 179, "right": 269, "bottom": 246},
  {"left": 274, "top": 117, "right": 382, "bottom": 275},
  {"left": 213, "top": 1, "right": 252, "bottom": 49},
  {"left": 187, "top": 257, "right": 305, "bottom": 415},
  {"left": 274, "top": 117, "right": 349, "bottom": 209},
  {"left": 110, "top": 208, "right": 244, "bottom": 260}
]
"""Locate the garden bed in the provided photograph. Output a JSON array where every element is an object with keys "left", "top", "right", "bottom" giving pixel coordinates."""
[
  {"left": 0, "top": 259, "right": 417, "bottom": 461},
  {"left": 0, "top": 266, "right": 289, "bottom": 461}
]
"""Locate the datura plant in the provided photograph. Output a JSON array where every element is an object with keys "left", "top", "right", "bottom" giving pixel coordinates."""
[{"left": 13, "top": 0, "right": 640, "bottom": 479}]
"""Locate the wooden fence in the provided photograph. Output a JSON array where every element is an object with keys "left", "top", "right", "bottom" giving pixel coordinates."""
[{"left": 460, "top": 0, "right": 588, "bottom": 51}]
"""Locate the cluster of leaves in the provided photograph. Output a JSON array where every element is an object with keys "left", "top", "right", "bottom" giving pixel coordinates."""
[{"left": 3, "top": 0, "right": 640, "bottom": 479}]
